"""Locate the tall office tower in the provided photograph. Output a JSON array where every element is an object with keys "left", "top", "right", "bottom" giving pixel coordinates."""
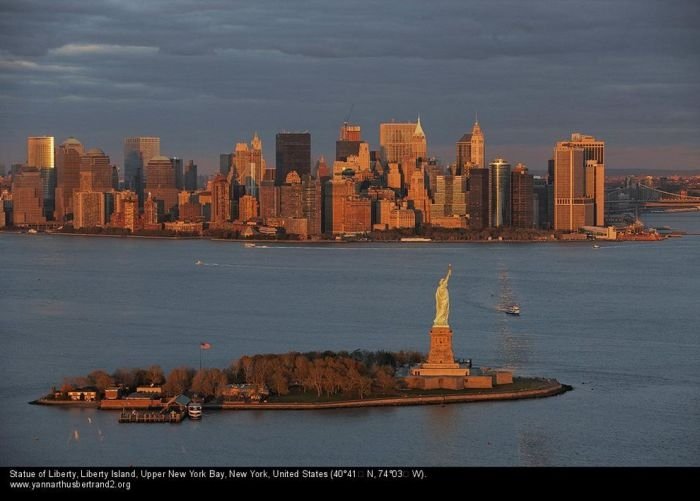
[
  {"left": 11, "top": 168, "right": 46, "bottom": 225},
  {"left": 210, "top": 174, "right": 231, "bottom": 225},
  {"left": 124, "top": 137, "right": 160, "bottom": 206},
  {"left": 386, "top": 162, "right": 402, "bottom": 190},
  {"left": 430, "top": 175, "right": 468, "bottom": 218},
  {"left": 219, "top": 153, "right": 232, "bottom": 175},
  {"left": 407, "top": 168, "right": 431, "bottom": 224},
  {"left": 275, "top": 132, "right": 311, "bottom": 186},
  {"left": 585, "top": 160, "right": 605, "bottom": 226},
  {"left": 455, "top": 119, "right": 485, "bottom": 174},
  {"left": 238, "top": 194, "right": 259, "bottom": 222},
  {"left": 27, "top": 136, "right": 54, "bottom": 169},
  {"left": 324, "top": 178, "right": 355, "bottom": 234},
  {"left": 489, "top": 158, "right": 511, "bottom": 227},
  {"left": 143, "top": 193, "right": 159, "bottom": 226},
  {"left": 79, "top": 148, "right": 113, "bottom": 192},
  {"left": 184, "top": 160, "right": 198, "bottom": 191},
  {"left": 232, "top": 133, "right": 266, "bottom": 195},
  {"left": 170, "top": 157, "right": 184, "bottom": 190},
  {"left": 379, "top": 118, "right": 427, "bottom": 165},
  {"left": 302, "top": 175, "right": 322, "bottom": 236},
  {"left": 468, "top": 168, "right": 489, "bottom": 230},
  {"left": 73, "top": 191, "right": 105, "bottom": 229},
  {"left": 343, "top": 197, "right": 372, "bottom": 234},
  {"left": 532, "top": 177, "right": 550, "bottom": 229},
  {"left": 0, "top": 163, "right": 5, "bottom": 177},
  {"left": 511, "top": 163, "right": 534, "bottom": 228},
  {"left": 55, "top": 137, "right": 84, "bottom": 221},
  {"left": 258, "top": 180, "right": 279, "bottom": 223},
  {"left": 27, "top": 136, "right": 55, "bottom": 219},
  {"left": 553, "top": 142, "right": 593, "bottom": 231},
  {"left": 145, "top": 156, "right": 179, "bottom": 217},
  {"left": 279, "top": 171, "right": 303, "bottom": 218},
  {"left": 561, "top": 132, "right": 605, "bottom": 226}
]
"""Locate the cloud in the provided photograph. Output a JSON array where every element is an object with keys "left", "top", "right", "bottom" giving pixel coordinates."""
[
  {"left": 0, "top": 0, "right": 697, "bottom": 172},
  {"left": 49, "top": 43, "right": 158, "bottom": 57}
]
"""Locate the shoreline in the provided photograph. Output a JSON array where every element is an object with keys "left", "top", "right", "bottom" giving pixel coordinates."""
[
  {"left": 32, "top": 379, "right": 570, "bottom": 411},
  {"left": 0, "top": 229, "right": 669, "bottom": 245}
]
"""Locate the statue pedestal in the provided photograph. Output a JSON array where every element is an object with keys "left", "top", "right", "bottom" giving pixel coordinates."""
[{"left": 409, "top": 326, "right": 470, "bottom": 377}]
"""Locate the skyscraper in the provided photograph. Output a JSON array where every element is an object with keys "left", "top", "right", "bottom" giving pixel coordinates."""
[
  {"left": 170, "top": 157, "right": 184, "bottom": 190},
  {"left": 560, "top": 133, "right": 605, "bottom": 227},
  {"left": 184, "top": 160, "right": 198, "bottom": 191},
  {"left": 553, "top": 142, "right": 593, "bottom": 231},
  {"left": 455, "top": 120, "right": 485, "bottom": 173},
  {"left": 27, "top": 136, "right": 54, "bottom": 169},
  {"left": 210, "top": 174, "right": 231, "bottom": 225},
  {"left": 79, "top": 148, "right": 113, "bottom": 192},
  {"left": 468, "top": 168, "right": 489, "bottom": 230},
  {"left": 11, "top": 168, "right": 46, "bottom": 225},
  {"left": 27, "top": 136, "right": 55, "bottom": 219},
  {"left": 511, "top": 163, "right": 534, "bottom": 228},
  {"left": 489, "top": 158, "right": 511, "bottom": 227},
  {"left": 275, "top": 132, "right": 311, "bottom": 186},
  {"left": 232, "top": 133, "right": 266, "bottom": 195},
  {"left": 379, "top": 118, "right": 427, "bottom": 165},
  {"left": 145, "top": 156, "right": 178, "bottom": 217},
  {"left": 123, "top": 136, "right": 160, "bottom": 205},
  {"left": 55, "top": 137, "right": 84, "bottom": 221}
]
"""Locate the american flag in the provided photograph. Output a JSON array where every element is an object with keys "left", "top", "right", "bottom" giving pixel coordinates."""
[{"left": 200, "top": 342, "right": 212, "bottom": 350}]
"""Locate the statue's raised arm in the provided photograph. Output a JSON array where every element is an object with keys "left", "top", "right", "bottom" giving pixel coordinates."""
[{"left": 433, "top": 265, "right": 452, "bottom": 327}]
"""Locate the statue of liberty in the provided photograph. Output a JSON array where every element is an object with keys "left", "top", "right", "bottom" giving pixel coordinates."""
[{"left": 433, "top": 264, "right": 452, "bottom": 326}]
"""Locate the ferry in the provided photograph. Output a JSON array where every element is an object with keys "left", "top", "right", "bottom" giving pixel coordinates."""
[
  {"left": 244, "top": 243, "right": 256, "bottom": 248},
  {"left": 400, "top": 237, "right": 432, "bottom": 242},
  {"left": 195, "top": 260, "right": 203, "bottom": 265},
  {"left": 187, "top": 402, "right": 202, "bottom": 420},
  {"left": 27, "top": 229, "right": 38, "bottom": 234},
  {"left": 593, "top": 244, "right": 600, "bottom": 249}
]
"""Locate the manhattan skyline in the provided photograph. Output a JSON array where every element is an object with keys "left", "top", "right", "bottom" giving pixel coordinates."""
[{"left": 0, "top": 0, "right": 698, "bottom": 173}]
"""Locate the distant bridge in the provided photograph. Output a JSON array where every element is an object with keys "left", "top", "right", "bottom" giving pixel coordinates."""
[{"left": 606, "top": 185, "right": 700, "bottom": 211}]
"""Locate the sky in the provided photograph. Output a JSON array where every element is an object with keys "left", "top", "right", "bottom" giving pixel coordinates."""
[{"left": 0, "top": 0, "right": 698, "bottom": 175}]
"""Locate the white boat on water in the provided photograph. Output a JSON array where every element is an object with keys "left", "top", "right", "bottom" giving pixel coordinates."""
[
  {"left": 504, "top": 305, "right": 520, "bottom": 316},
  {"left": 195, "top": 260, "right": 203, "bottom": 265},
  {"left": 187, "top": 402, "right": 202, "bottom": 420},
  {"left": 593, "top": 244, "right": 600, "bottom": 249},
  {"left": 244, "top": 243, "right": 256, "bottom": 248}
]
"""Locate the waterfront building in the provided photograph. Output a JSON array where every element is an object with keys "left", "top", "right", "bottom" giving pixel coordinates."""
[
  {"left": 11, "top": 168, "right": 45, "bottom": 225},
  {"left": 279, "top": 171, "right": 303, "bottom": 218},
  {"left": 511, "top": 163, "right": 534, "bottom": 228},
  {"left": 73, "top": 191, "right": 105, "bottom": 229},
  {"left": 143, "top": 193, "right": 159, "bottom": 227},
  {"left": 275, "top": 132, "right": 311, "bottom": 186},
  {"left": 343, "top": 197, "right": 372, "bottom": 234},
  {"left": 301, "top": 175, "right": 322, "bottom": 236},
  {"left": 111, "top": 190, "right": 139, "bottom": 232},
  {"left": 553, "top": 142, "right": 594, "bottom": 231},
  {"left": 468, "top": 168, "right": 489, "bottom": 230},
  {"left": 55, "top": 137, "right": 84, "bottom": 221},
  {"left": 489, "top": 158, "right": 511, "bottom": 227},
  {"left": 407, "top": 168, "right": 431, "bottom": 225},
  {"left": 324, "top": 178, "right": 356, "bottom": 234}
]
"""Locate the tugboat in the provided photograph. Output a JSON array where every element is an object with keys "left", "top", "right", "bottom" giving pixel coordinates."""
[{"left": 187, "top": 402, "right": 202, "bottom": 420}]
